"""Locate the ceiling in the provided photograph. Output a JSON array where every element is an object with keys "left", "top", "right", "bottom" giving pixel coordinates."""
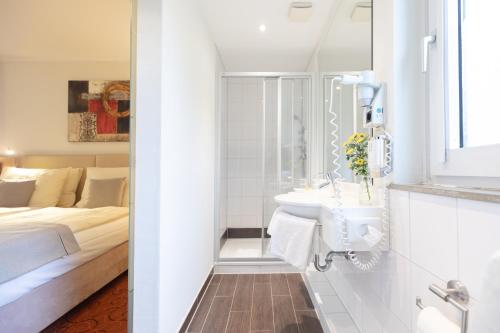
[
  {"left": 0, "top": 0, "right": 368, "bottom": 70},
  {"left": 320, "top": 0, "right": 371, "bottom": 54},
  {"left": 196, "top": 0, "right": 338, "bottom": 72},
  {"left": 0, "top": 0, "right": 131, "bottom": 62}
]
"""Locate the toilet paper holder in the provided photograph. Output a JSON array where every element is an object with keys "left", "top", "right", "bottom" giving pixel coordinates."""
[{"left": 416, "top": 280, "right": 469, "bottom": 333}]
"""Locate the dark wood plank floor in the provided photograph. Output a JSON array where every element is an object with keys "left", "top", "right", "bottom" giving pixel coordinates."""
[{"left": 183, "top": 273, "right": 324, "bottom": 333}]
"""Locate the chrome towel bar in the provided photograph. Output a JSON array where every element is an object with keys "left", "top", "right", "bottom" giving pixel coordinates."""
[{"left": 416, "top": 280, "right": 469, "bottom": 333}]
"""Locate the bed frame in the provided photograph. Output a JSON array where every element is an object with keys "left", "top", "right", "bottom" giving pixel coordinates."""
[{"left": 0, "top": 154, "right": 129, "bottom": 332}]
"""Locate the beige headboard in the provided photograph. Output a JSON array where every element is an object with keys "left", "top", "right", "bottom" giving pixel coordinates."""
[
  {"left": 0, "top": 157, "right": 15, "bottom": 174},
  {"left": 12, "top": 154, "right": 129, "bottom": 201}
]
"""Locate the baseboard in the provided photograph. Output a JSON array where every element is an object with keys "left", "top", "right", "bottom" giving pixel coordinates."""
[
  {"left": 178, "top": 267, "right": 214, "bottom": 333},
  {"left": 226, "top": 228, "right": 271, "bottom": 238},
  {"left": 219, "top": 229, "right": 228, "bottom": 249}
]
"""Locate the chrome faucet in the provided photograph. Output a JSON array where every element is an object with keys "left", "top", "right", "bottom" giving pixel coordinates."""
[{"left": 317, "top": 171, "right": 335, "bottom": 189}]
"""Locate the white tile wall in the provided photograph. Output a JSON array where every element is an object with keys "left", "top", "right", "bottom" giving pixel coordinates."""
[
  {"left": 389, "top": 190, "right": 410, "bottom": 258},
  {"left": 223, "top": 79, "right": 264, "bottom": 228},
  {"left": 409, "top": 193, "right": 458, "bottom": 281},
  {"left": 457, "top": 199, "right": 500, "bottom": 299},
  {"left": 305, "top": 190, "right": 500, "bottom": 333}
]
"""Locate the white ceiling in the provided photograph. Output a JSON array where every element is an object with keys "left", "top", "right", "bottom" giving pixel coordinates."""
[
  {"left": 196, "top": 0, "right": 338, "bottom": 72},
  {"left": 0, "top": 0, "right": 368, "bottom": 70},
  {"left": 0, "top": 0, "right": 131, "bottom": 62},
  {"left": 320, "top": 0, "right": 371, "bottom": 54}
]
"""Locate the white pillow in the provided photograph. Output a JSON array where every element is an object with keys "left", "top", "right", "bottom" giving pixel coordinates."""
[
  {"left": 0, "top": 167, "right": 70, "bottom": 207},
  {"left": 57, "top": 168, "right": 83, "bottom": 207},
  {"left": 76, "top": 167, "right": 129, "bottom": 207}
]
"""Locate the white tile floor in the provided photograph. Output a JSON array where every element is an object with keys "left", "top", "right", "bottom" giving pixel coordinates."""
[
  {"left": 304, "top": 264, "right": 361, "bottom": 333},
  {"left": 219, "top": 238, "right": 274, "bottom": 258},
  {"left": 219, "top": 238, "right": 262, "bottom": 258}
]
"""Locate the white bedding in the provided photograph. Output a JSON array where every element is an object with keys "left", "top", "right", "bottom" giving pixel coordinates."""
[
  {"left": 0, "top": 207, "right": 33, "bottom": 217},
  {"left": 0, "top": 207, "right": 129, "bottom": 233},
  {"left": 0, "top": 221, "right": 80, "bottom": 284},
  {"left": 0, "top": 215, "right": 129, "bottom": 307}
]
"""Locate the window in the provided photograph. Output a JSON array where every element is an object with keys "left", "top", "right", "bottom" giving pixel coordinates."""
[
  {"left": 428, "top": 0, "right": 500, "bottom": 179},
  {"left": 449, "top": 0, "right": 500, "bottom": 149}
]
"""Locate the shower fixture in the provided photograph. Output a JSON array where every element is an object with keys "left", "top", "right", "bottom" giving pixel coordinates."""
[{"left": 293, "top": 114, "right": 308, "bottom": 163}]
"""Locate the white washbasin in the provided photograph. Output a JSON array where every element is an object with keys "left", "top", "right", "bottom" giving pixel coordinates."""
[
  {"left": 274, "top": 192, "right": 324, "bottom": 219},
  {"left": 274, "top": 184, "right": 383, "bottom": 219}
]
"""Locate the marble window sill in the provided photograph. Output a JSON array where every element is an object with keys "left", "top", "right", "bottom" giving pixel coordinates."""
[{"left": 389, "top": 183, "right": 500, "bottom": 204}]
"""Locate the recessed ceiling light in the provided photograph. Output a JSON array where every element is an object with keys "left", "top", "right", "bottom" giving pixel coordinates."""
[{"left": 259, "top": 24, "right": 267, "bottom": 32}]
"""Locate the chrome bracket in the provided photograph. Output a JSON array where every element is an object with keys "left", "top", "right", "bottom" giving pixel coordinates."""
[{"left": 416, "top": 280, "right": 469, "bottom": 333}]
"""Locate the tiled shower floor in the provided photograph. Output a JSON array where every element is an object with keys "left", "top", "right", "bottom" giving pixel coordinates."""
[{"left": 219, "top": 238, "right": 273, "bottom": 258}]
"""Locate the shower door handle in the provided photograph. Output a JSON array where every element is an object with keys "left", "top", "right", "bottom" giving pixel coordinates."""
[{"left": 422, "top": 33, "right": 436, "bottom": 73}]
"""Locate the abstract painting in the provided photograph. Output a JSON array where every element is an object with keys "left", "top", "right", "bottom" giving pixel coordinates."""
[{"left": 68, "top": 80, "right": 130, "bottom": 142}]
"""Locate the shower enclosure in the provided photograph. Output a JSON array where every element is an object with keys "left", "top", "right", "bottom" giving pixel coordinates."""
[{"left": 216, "top": 73, "right": 312, "bottom": 260}]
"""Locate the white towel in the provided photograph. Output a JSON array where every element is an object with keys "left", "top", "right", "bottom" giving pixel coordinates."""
[
  {"left": 267, "top": 208, "right": 316, "bottom": 270},
  {"left": 417, "top": 307, "right": 460, "bottom": 333},
  {"left": 362, "top": 225, "right": 383, "bottom": 248},
  {"left": 469, "top": 250, "right": 500, "bottom": 332}
]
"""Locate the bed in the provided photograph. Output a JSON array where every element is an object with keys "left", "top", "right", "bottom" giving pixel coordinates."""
[{"left": 0, "top": 154, "right": 130, "bottom": 333}]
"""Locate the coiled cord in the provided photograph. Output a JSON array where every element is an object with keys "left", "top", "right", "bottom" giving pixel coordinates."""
[
  {"left": 327, "top": 77, "right": 392, "bottom": 271},
  {"left": 327, "top": 79, "right": 354, "bottom": 260}
]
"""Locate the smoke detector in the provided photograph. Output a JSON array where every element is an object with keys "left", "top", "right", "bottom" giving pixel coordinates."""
[
  {"left": 289, "top": 1, "right": 313, "bottom": 22},
  {"left": 351, "top": 2, "right": 372, "bottom": 22}
]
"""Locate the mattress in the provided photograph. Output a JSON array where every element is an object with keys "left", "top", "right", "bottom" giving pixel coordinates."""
[{"left": 0, "top": 215, "right": 129, "bottom": 307}]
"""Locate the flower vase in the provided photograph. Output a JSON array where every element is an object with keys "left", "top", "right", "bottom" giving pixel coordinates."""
[{"left": 358, "top": 177, "right": 375, "bottom": 206}]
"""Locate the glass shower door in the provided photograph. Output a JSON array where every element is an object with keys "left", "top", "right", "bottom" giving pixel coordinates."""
[
  {"left": 218, "top": 74, "right": 311, "bottom": 261},
  {"left": 280, "top": 78, "right": 311, "bottom": 192},
  {"left": 261, "top": 77, "right": 312, "bottom": 257}
]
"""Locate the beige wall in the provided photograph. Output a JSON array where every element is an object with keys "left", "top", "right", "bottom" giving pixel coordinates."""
[{"left": 0, "top": 61, "right": 130, "bottom": 155}]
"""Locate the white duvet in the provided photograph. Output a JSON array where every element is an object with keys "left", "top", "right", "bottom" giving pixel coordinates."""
[
  {"left": 0, "top": 207, "right": 33, "bottom": 217},
  {"left": 0, "top": 207, "right": 129, "bottom": 233},
  {"left": 0, "top": 209, "right": 129, "bottom": 307}
]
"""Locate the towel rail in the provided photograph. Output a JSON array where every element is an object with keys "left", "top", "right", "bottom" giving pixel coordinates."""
[{"left": 416, "top": 280, "right": 469, "bottom": 333}]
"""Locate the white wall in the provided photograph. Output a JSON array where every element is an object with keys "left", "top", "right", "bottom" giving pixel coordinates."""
[
  {"left": 373, "top": 0, "right": 426, "bottom": 184},
  {"left": 0, "top": 61, "right": 130, "bottom": 154},
  {"left": 308, "top": 190, "right": 500, "bottom": 333},
  {"left": 318, "top": 50, "right": 371, "bottom": 72},
  {"left": 133, "top": 0, "right": 223, "bottom": 331}
]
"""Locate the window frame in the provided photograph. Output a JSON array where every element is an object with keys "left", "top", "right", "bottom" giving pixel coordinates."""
[{"left": 427, "top": 0, "right": 500, "bottom": 181}]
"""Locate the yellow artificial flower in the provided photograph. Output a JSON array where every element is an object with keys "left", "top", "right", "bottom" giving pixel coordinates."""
[
  {"left": 355, "top": 158, "right": 365, "bottom": 166},
  {"left": 346, "top": 148, "right": 355, "bottom": 155},
  {"left": 355, "top": 133, "right": 366, "bottom": 143}
]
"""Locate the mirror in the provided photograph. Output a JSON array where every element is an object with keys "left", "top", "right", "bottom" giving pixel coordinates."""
[
  {"left": 313, "top": 0, "right": 372, "bottom": 181},
  {"left": 318, "top": 0, "right": 372, "bottom": 72}
]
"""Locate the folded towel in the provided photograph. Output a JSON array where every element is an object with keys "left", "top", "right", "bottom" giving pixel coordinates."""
[
  {"left": 469, "top": 250, "right": 500, "bottom": 332},
  {"left": 267, "top": 208, "right": 316, "bottom": 270},
  {"left": 417, "top": 307, "right": 459, "bottom": 333},
  {"left": 362, "top": 225, "right": 383, "bottom": 248}
]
